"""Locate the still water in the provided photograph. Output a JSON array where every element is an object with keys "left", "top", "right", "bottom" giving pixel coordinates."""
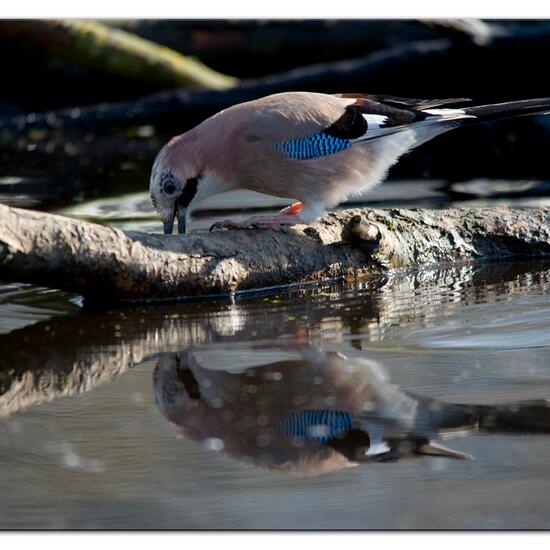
[{"left": 1, "top": 181, "right": 550, "bottom": 529}]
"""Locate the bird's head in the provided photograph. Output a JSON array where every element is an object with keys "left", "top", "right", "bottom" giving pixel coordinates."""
[{"left": 149, "top": 135, "right": 206, "bottom": 235}]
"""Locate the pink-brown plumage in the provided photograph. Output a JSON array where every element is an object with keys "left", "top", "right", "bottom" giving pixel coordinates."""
[{"left": 150, "top": 91, "right": 550, "bottom": 234}]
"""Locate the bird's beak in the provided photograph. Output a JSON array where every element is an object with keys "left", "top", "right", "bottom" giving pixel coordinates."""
[
  {"left": 177, "top": 201, "right": 187, "bottom": 235},
  {"left": 163, "top": 203, "right": 176, "bottom": 235},
  {"left": 163, "top": 195, "right": 190, "bottom": 235}
]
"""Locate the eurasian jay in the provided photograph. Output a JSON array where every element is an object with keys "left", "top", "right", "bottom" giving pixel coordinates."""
[{"left": 150, "top": 91, "right": 550, "bottom": 234}]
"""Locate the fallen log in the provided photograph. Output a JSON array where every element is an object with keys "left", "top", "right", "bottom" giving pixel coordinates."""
[
  {"left": 1, "top": 203, "right": 549, "bottom": 302},
  {"left": 0, "top": 19, "right": 237, "bottom": 91},
  {"left": 113, "top": 19, "right": 497, "bottom": 76}
]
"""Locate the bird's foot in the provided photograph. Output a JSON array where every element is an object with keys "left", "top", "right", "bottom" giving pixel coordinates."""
[
  {"left": 278, "top": 202, "right": 304, "bottom": 216},
  {"left": 210, "top": 214, "right": 305, "bottom": 231},
  {"left": 210, "top": 202, "right": 306, "bottom": 232}
]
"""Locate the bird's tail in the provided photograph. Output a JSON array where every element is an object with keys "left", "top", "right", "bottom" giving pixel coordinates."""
[
  {"left": 461, "top": 98, "right": 550, "bottom": 125},
  {"left": 409, "top": 394, "right": 550, "bottom": 436},
  {"left": 404, "top": 97, "right": 550, "bottom": 148}
]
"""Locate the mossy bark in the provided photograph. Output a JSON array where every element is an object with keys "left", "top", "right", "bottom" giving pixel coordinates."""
[{"left": 0, "top": 19, "right": 237, "bottom": 90}]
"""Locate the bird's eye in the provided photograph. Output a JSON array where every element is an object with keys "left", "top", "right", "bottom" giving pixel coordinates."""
[{"left": 163, "top": 181, "right": 177, "bottom": 195}]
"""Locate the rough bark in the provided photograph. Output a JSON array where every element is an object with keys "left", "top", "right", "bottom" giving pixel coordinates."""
[{"left": 1, "top": 203, "right": 550, "bottom": 302}]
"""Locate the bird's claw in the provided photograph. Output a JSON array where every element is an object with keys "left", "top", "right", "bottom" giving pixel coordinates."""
[
  {"left": 210, "top": 215, "right": 301, "bottom": 232},
  {"left": 209, "top": 219, "right": 242, "bottom": 232}
]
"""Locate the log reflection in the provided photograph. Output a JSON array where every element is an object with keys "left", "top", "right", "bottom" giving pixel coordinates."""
[{"left": 0, "top": 260, "right": 549, "bottom": 416}]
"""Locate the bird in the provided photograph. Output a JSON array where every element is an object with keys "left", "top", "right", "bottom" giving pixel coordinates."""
[{"left": 149, "top": 91, "right": 550, "bottom": 234}]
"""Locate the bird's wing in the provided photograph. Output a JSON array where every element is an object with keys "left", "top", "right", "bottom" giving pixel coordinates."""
[
  {"left": 252, "top": 92, "right": 473, "bottom": 160},
  {"left": 324, "top": 94, "right": 474, "bottom": 142},
  {"left": 334, "top": 93, "right": 471, "bottom": 111}
]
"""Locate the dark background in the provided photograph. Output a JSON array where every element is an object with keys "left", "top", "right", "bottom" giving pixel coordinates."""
[{"left": 0, "top": 19, "right": 549, "bottom": 208}]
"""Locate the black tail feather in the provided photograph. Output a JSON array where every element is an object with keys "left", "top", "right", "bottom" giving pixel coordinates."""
[{"left": 463, "top": 98, "right": 550, "bottom": 125}]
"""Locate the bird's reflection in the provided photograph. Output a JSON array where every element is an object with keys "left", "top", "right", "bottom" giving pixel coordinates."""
[{"left": 153, "top": 347, "right": 550, "bottom": 476}]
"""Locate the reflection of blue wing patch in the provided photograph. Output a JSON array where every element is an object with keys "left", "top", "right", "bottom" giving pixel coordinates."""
[
  {"left": 279, "top": 410, "right": 353, "bottom": 443},
  {"left": 273, "top": 132, "right": 352, "bottom": 160}
]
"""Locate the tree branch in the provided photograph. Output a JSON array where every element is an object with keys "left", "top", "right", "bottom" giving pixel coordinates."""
[
  {"left": 1, "top": 203, "right": 549, "bottom": 302},
  {"left": 0, "top": 19, "right": 237, "bottom": 90}
]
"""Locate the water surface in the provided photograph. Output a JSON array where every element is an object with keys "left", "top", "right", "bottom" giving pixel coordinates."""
[{"left": 1, "top": 181, "right": 550, "bottom": 529}]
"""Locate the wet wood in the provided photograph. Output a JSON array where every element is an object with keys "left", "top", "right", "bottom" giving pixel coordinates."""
[{"left": 1, "top": 203, "right": 549, "bottom": 302}]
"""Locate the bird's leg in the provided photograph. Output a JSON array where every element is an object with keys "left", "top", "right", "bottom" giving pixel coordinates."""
[
  {"left": 210, "top": 202, "right": 311, "bottom": 231},
  {"left": 278, "top": 202, "right": 304, "bottom": 216}
]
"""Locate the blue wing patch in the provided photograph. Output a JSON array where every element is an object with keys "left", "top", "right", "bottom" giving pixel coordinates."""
[
  {"left": 273, "top": 132, "right": 352, "bottom": 160},
  {"left": 279, "top": 410, "right": 353, "bottom": 443}
]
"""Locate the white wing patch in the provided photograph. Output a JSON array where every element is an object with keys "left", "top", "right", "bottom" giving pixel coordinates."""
[
  {"left": 353, "top": 109, "right": 476, "bottom": 143},
  {"left": 424, "top": 108, "right": 465, "bottom": 116},
  {"left": 424, "top": 108, "right": 476, "bottom": 121},
  {"left": 365, "top": 436, "right": 391, "bottom": 457},
  {"left": 356, "top": 114, "right": 399, "bottom": 140},
  {"left": 363, "top": 114, "right": 388, "bottom": 127}
]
